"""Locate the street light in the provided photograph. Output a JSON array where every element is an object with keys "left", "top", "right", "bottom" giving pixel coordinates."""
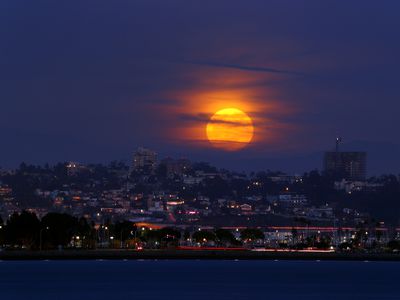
[
  {"left": 99, "top": 225, "right": 109, "bottom": 248},
  {"left": 40, "top": 226, "right": 49, "bottom": 251}
]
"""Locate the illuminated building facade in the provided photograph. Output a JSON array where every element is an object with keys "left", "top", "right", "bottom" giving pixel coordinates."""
[
  {"left": 132, "top": 147, "right": 157, "bottom": 174},
  {"left": 161, "top": 157, "right": 191, "bottom": 177},
  {"left": 324, "top": 151, "right": 367, "bottom": 180}
]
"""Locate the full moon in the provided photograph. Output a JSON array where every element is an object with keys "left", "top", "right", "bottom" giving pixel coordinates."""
[{"left": 206, "top": 108, "right": 254, "bottom": 151}]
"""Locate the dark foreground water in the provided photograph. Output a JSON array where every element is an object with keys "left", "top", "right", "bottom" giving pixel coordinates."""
[{"left": 0, "top": 260, "right": 399, "bottom": 300}]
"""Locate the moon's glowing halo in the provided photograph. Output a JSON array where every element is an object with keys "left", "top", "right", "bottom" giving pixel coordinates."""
[
  {"left": 159, "top": 84, "right": 293, "bottom": 150},
  {"left": 206, "top": 108, "right": 254, "bottom": 151},
  {"left": 168, "top": 88, "right": 267, "bottom": 143}
]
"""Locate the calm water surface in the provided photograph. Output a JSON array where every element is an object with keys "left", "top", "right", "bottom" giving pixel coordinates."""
[{"left": 0, "top": 260, "right": 398, "bottom": 300}]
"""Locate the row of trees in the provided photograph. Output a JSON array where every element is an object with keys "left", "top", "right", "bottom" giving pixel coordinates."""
[
  {"left": 2, "top": 211, "right": 399, "bottom": 251},
  {"left": 0, "top": 211, "right": 94, "bottom": 249},
  {"left": 188, "top": 228, "right": 264, "bottom": 246},
  {"left": 0, "top": 211, "right": 141, "bottom": 250},
  {"left": 0, "top": 211, "right": 268, "bottom": 250}
]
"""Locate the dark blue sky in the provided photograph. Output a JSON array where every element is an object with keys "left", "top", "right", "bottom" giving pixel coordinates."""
[{"left": 1, "top": 0, "right": 400, "bottom": 175}]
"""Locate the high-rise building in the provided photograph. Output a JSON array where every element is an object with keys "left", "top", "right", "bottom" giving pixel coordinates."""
[
  {"left": 160, "top": 157, "right": 191, "bottom": 177},
  {"left": 132, "top": 147, "right": 157, "bottom": 173},
  {"left": 323, "top": 138, "right": 367, "bottom": 180}
]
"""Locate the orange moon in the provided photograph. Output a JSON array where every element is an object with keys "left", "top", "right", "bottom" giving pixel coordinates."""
[{"left": 206, "top": 108, "right": 254, "bottom": 151}]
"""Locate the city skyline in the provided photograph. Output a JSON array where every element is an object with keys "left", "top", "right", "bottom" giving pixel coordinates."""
[
  {"left": 1, "top": 139, "right": 398, "bottom": 177},
  {"left": 1, "top": 1, "right": 400, "bottom": 175}
]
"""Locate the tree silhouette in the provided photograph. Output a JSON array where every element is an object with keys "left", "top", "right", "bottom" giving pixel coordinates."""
[
  {"left": 40, "top": 213, "right": 78, "bottom": 249},
  {"left": 215, "top": 229, "right": 237, "bottom": 246},
  {"left": 240, "top": 228, "right": 264, "bottom": 243},
  {"left": 5, "top": 211, "right": 40, "bottom": 249},
  {"left": 192, "top": 231, "right": 216, "bottom": 244},
  {"left": 114, "top": 220, "right": 136, "bottom": 247}
]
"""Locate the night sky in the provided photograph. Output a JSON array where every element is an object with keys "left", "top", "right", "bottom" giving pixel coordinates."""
[{"left": 1, "top": 1, "right": 400, "bottom": 175}]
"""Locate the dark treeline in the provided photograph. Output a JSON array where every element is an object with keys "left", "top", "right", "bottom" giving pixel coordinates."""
[
  {"left": 0, "top": 211, "right": 265, "bottom": 250},
  {"left": 0, "top": 211, "right": 94, "bottom": 250},
  {"left": 2, "top": 211, "right": 323, "bottom": 251},
  {"left": 1, "top": 211, "right": 400, "bottom": 252}
]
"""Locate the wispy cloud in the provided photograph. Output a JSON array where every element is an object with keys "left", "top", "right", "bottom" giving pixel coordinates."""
[
  {"left": 180, "top": 60, "right": 305, "bottom": 76},
  {"left": 178, "top": 113, "right": 252, "bottom": 126}
]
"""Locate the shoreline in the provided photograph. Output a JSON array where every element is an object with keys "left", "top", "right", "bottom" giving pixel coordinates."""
[{"left": 1, "top": 249, "right": 400, "bottom": 261}]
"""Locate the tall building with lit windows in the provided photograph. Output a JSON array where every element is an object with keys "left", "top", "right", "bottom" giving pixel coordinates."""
[
  {"left": 324, "top": 151, "right": 366, "bottom": 180},
  {"left": 323, "top": 138, "right": 367, "bottom": 180},
  {"left": 132, "top": 147, "right": 157, "bottom": 174}
]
